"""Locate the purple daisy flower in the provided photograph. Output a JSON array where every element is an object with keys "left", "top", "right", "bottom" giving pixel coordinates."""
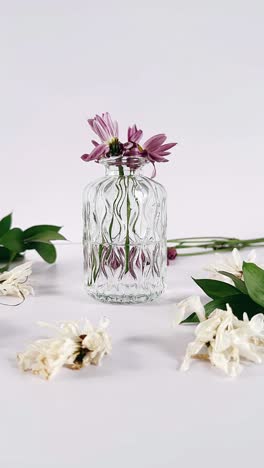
[
  {"left": 143, "top": 134, "right": 177, "bottom": 163},
  {"left": 127, "top": 125, "right": 143, "bottom": 145},
  {"left": 141, "top": 134, "right": 177, "bottom": 177},
  {"left": 81, "top": 112, "right": 119, "bottom": 162}
]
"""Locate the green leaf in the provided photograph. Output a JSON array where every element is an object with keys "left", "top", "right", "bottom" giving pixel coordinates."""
[
  {"left": 218, "top": 270, "right": 248, "bottom": 295},
  {"left": 0, "top": 248, "right": 22, "bottom": 263},
  {"left": 24, "top": 230, "right": 66, "bottom": 242},
  {"left": 204, "top": 293, "right": 264, "bottom": 320},
  {"left": 0, "top": 246, "right": 12, "bottom": 261},
  {"left": 182, "top": 313, "right": 200, "bottom": 324},
  {"left": 23, "top": 225, "right": 62, "bottom": 239},
  {"left": 27, "top": 242, "right": 57, "bottom": 263},
  {"left": 0, "top": 250, "right": 20, "bottom": 272},
  {"left": 243, "top": 262, "right": 264, "bottom": 307},
  {"left": 0, "top": 228, "right": 24, "bottom": 252},
  {"left": 193, "top": 278, "right": 241, "bottom": 299},
  {"left": 184, "top": 292, "right": 264, "bottom": 324},
  {"left": 0, "top": 213, "right": 12, "bottom": 238}
]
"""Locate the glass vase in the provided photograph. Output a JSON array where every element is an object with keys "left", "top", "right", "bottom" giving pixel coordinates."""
[{"left": 83, "top": 157, "right": 167, "bottom": 303}]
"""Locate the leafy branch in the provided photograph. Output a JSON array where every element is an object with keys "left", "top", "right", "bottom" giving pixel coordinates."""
[
  {"left": 183, "top": 262, "right": 264, "bottom": 323},
  {"left": 0, "top": 213, "right": 67, "bottom": 271}
]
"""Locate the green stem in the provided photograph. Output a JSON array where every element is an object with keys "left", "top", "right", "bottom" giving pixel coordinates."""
[
  {"left": 177, "top": 248, "right": 235, "bottom": 257},
  {"left": 167, "top": 236, "right": 233, "bottom": 242},
  {"left": 125, "top": 177, "right": 131, "bottom": 273},
  {"left": 117, "top": 165, "right": 131, "bottom": 273},
  {"left": 109, "top": 179, "right": 121, "bottom": 241},
  {"left": 118, "top": 166, "right": 124, "bottom": 177},
  {"left": 239, "top": 237, "right": 264, "bottom": 244},
  {"left": 167, "top": 235, "right": 264, "bottom": 258}
]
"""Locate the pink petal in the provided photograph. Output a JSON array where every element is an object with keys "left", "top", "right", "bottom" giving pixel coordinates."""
[
  {"left": 81, "top": 154, "right": 91, "bottom": 161},
  {"left": 143, "top": 134, "right": 167, "bottom": 152},
  {"left": 104, "top": 112, "right": 115, "bottom": 135},
  {"left": 148, "top": 152, "right": 169, "bottom": 162},
  {"left": 128, "top": 125, "right": 143, "bottom": 143},
  {"left": 93, "top": 120, "right": 109, "bottom": 142},
  {"left": 159, "top": 142, "right": 177, "bottom": 152},
  {"left": 88, "top": 119, "right": 95, "bottom": 130},
  {"left": 81, "top": 143, "right": 108, "bottom": 162},
  {"left": 113, "top": 120, "right": 119, "bottom": 138},
  {"left": 128, "top": 124, "right": 137, "bottom": 140},
  {"left": 132, "top": 129, "right": 143, "bottom": 143},
  {"left": 95, "top": 114, "right": 109, "bottom": 132},
  {"left": 127, "top": 126, "right": 133, "bottom": 140},
  {"left": 90, "top": 143, "right": 108, "bottom": 159}
]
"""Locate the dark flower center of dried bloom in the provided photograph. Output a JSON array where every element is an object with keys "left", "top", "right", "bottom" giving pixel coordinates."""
[
  {"left": 72, "top": 335, "right": 91, "bottom": 367},
  {"left": 74, "top": 348, "right": 88, "bottom": 366},
  {"left": 109, "top": 138, "right": 122, "bottom": 156}
]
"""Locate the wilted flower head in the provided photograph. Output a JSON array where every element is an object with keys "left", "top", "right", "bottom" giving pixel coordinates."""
[
  {"left": 81, "top": 112, "right": 177, "bottom": 177},
  {"left": 167, "top": 247, "right": 177, "bottom": 261},
  {"left": 88, "top": 112, "right": 119, "bottom": 143},
  {"left": 81, "top": 112, "right": 120, "bottom": 162},
  {"left": 127, "top": 125, "right": 143, "bottom": 145},
  {"left": 174, "top": 299, "right": 264, "bottom": 377},
  {"left": 205, "top": 248, "right": 258, "bottom": 283},
  {"left": 18, "top": 318, "right": 111, "bottom": 379},
  {"left": 142, "top": 134, "right": 177, "bottom": 164},
  {"left": 139, "top": 134, "right": 177, "bottom": 177},
  {"left": 0, "top": 262, "right": 33, "bottom": 300}
]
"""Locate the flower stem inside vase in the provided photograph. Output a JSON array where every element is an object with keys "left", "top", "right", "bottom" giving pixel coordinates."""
[
  {"left": 118, "top": 165, "right": 130, "bottom": 274},
  {"left": 118, "top": 166, "right": 124, "bottom": 177},
  {"left": 125, "top": 177, "right": 131, "bottom": 274}
]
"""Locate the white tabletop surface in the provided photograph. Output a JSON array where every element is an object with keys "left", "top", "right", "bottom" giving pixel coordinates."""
[{"left": 0, "top": 244, "right": 263, "bottom": 468}]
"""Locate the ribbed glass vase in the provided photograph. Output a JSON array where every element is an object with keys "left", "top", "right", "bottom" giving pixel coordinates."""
[{"left": 83, "top": 157, "right": 167, "bottom": 303}]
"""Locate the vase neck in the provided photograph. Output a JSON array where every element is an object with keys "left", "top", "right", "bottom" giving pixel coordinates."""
[
  {"left": 106, "top": 166, "right": 144, "bottom": 176},
  {"left": 101, "top": 157, "right": 146, "bottom": 176}
]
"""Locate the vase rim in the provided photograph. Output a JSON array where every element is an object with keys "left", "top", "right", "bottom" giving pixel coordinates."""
[{"left": 99, "top": 155, "right": 148, "bottom": 169}]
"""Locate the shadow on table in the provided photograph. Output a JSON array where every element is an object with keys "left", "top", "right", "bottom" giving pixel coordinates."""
[
  {"left": 124, "top": 332, "right": 191, "bottom": 362},
  {"left": 71, "top": 345, "right": 142, "bottom": 380},
  {"left": 0, "top": 321, "right": 27, "bottom": 346},
  {"left": 32, "top": 262, "right": 82, "bottom": 298}
]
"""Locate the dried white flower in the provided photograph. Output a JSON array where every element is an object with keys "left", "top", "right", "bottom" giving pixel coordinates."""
[
  {"left": 173, "top": 296, "right": 205, "bottom": 326},
  {"left": 17, "top": 318, "right": 111, "bottom": 379},
  {"left": 17, "top": 337, "right": 77, "bottom": 380},
  {"left": 0, "top": 262, "right": 33, "bottom": 299},
  {"left": 205, "top": 248, "right": 257, "bottom": 283},
  {"left": 176, "top": 300, "right": 264, "bottom": 377}
]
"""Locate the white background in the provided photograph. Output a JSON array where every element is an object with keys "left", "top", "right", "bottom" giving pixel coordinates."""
[
  {"left": 1, "top": 3, "right": 264, "bottom": 467},
  {"left": 1, "top": 0, "right": 264, "bottom": 241}
]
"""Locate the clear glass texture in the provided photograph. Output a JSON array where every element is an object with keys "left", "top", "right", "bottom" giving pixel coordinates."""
[{"left": 83, "top": 159, "right": 167, "bottom": 303}]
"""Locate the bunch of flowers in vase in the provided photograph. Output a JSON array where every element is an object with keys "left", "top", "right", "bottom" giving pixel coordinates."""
[{"left": 81, "top": 112, "right": 176, "bottom": 304}]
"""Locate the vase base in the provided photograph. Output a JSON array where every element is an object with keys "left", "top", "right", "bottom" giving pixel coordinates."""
[{"left": 87, "top": 289, "right": 164, "bottom": 304}]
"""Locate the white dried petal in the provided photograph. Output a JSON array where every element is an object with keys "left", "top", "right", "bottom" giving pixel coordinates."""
[
  {"left": 173, "top": 296, "right": 205, "bottom": 325},
  {"left": 0, "top": 262, "right": 33, "bottom": 299},
  {"left": 18, "top": 338, "right": 77, "bottom": 379},
  {"left": 18, "top": 318, "right": 111, "bottom": 379},
  {"left": 180, "top": 340, "right": 205, "bottom": 371},
  {"left": 205, "top": 248, "right": 261, "bottom": 283},
  {"left": 180, "top": 303, "right": 264, "bottom": 377}
]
